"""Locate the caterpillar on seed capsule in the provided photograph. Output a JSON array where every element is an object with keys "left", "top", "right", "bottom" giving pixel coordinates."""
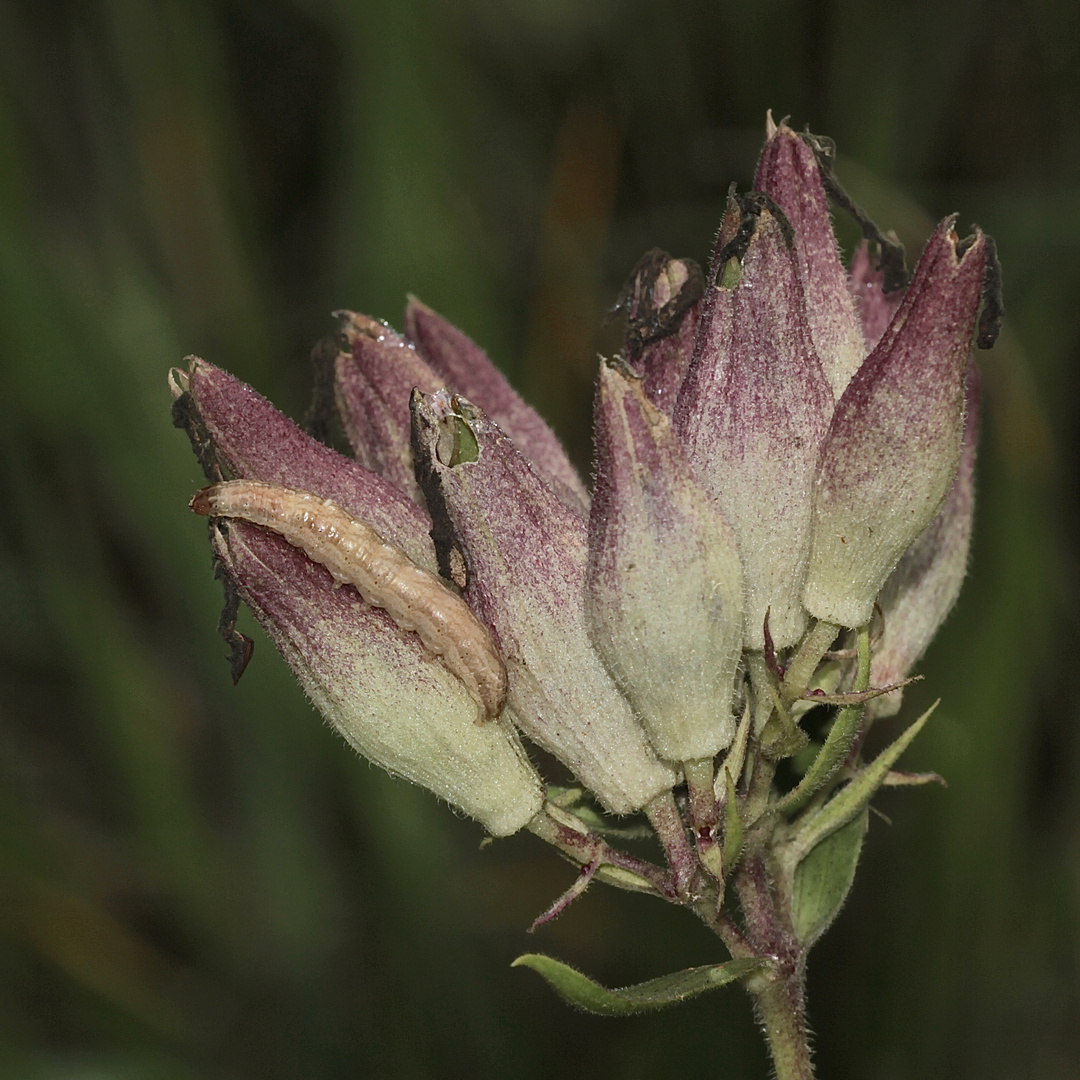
[{"left": 190, "top": 480, "right": 507, "bottom": 723}]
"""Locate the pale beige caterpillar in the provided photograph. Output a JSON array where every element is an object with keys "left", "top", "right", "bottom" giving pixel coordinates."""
[{"left": 190, "top": 480, "right": 507, "bottom": 722}]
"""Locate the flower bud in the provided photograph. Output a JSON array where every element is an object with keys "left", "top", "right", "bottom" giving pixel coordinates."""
[
  {"left": 411, "top": 390, "right": 676, "bottom": 815},
  {"left": 755, "top": 116, "right": 866, "bottom": 399},
  {"left": 676, "top": 193, "right": 834, "bottom": 650},
  {"left": 332, "top": 311, "right": 443, "bottom": 502},
  {"left": 868, "top": 362, "right": 980, "bottom": 717},
  {"left": 617, "top": 249, "right": 703, "bottom": 415},
  {"left": 211, "top": 517, "right": 543, "bottom": 836},
  {"left": 803, "top": 219, "right": 987, "bottom": 630},
  {"left": 172, "top": 358, "right": 436, "bottom": 567},
  {"left": 848, "top": 241, "right": 906, "bottom": 352},
  {"left": 172, "top": 360, "right": 544, "bottom": 836},
  {"left": 405, "top": 297, "right": 590, "bottom": 515},
  {"left": 586, "top": 361, "right": 743, "bottom": 762}
]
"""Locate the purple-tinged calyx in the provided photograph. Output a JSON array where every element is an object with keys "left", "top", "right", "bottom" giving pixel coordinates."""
[
  {"left": 803, "top": 219, "right": 988, "bottom": 630},
  {"left": 617, "top": 249, "right": 704, "bottom": 416},
  {"left": 405, "top": 297, "right": 590, "bottom": 515},
  {"left": 676, "top": 192, "right": 834, "bottom": 650},
  {"left": 207, "top": 515, "right": 543, "bottom": 837},
  {"left": 411, "top": 389, "right": 676, "bottom": 815},
  {"left": 171, "top": 361, "right": 543, "bottom": 836},
  {"left": 755, "top": 116, "right": 867, "bottom": 400},
  {"left": 586, "top": 361, "right": 743, "bottom": 762},
  {"left": 849, "top": 241, "right": 906, "bottom": 352},
  {"left": 867, "top": 362, "right": 980, "bottom": 717},
  {"left": 332, "top": 310, "right": 443, "bottom": 503},
  {"left": 170, "top": 358, "right": 436, "bottom": 570}
]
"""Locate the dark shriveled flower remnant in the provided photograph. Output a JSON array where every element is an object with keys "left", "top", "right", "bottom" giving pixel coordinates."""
[{"left": 172, "top": 114, "right": 1000, "bottom": 1080}]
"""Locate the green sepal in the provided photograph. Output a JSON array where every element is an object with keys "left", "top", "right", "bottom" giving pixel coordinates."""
[
  {"left": 721, "top": 768, "right": 743, "bottom": 875},
  {"left": 447, "top": 411, "right": 480, "bottom": 464},
  {"left": 791, "top": 700, "right": 938, "bottom": 862},
  {"left": 716, "top": 701, "right": 753, "bottom": 797},
  {"left": 777, "top": 625, "right": 871, "bottom": 817},
  {"left": 593, "top": 864, "right": 659, "bottom": 894},
  {"left": 544, "top": 786, "right": 654, "bottom": 841},
  {"left": 881, "top": 770, "right": 946, "bottom": 787},
  {"left": 791, "top": 808, "right": 867, "bottom": 945},
  {"left": 761, "top": 684, "right": 809, "bottom": 760},
  {"left": 777, "top": 703, "right": 862, "bottom": 816},
  {"left": 511, "top": 954, "right": 768, "bottom": 1016}
]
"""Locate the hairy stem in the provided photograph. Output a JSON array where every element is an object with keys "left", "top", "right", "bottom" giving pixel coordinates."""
[
  {"left": 645, "top": 790, "right": 696, "bottom": 898},
  {"left": 528, "top": 805, "right": 673, "bottom": 897},
  {"left": 684, "top": 758, "right": 724, "bottom": 880},
  {"left": 736, "top": 854, "right": 814, "bottom": 1078},
  {"left": 692, "top": 896, "right": 755, "bottom": 960},
  {"left": 751, "top": 973, "right": 815, "bottom": 1080},
  {"left": 684, "top": 758, "right": 719, "bottom": 834}
]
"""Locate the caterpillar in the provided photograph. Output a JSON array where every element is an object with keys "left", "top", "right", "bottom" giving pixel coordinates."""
[{"left": 190, "top": 480, "right": 507, "bottom": 723}]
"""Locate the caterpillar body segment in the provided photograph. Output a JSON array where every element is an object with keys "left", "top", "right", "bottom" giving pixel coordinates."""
[{"left": 191, "top": 480, "right": 507, "bottom": 722}]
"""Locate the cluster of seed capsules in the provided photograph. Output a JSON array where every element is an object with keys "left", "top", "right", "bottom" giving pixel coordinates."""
[{"left": 172, "top": 117, "right": 1000, "bottom": 869}]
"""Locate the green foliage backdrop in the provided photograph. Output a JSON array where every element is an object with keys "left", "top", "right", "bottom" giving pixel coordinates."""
[{"left": 1, "top": 1, "right": 1077, "bottom": 1076}]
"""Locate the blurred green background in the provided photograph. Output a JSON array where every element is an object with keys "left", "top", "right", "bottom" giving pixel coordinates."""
[{"left": 0, "top": 1, "right": 1077, "bottom": 1077}]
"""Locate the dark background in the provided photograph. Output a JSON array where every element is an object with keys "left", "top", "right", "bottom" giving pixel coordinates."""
[{"left": 1, "top": 1, "right": 1077, "bottom": 1077}]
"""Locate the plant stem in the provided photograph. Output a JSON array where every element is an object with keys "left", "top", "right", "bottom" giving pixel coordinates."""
[
  {"left": 691, "top": 897, "right": 755, "bottom": 960},
  {"left": 528, "top": 805, "right": 673, "bottom": 897},
  {"left": 736, "top": 855, "right": 815, "bottom": 1079},
  {"left": 684, "top": 758, "right": 719, "bottom": 834},
  {"left": 683, "top": 758, "right": 725, "bottom": 880},
  {"left": 751, "top": 973, "right": 815, "bottom": 1080},
  {"left": 645, "top": 790, "right": 696, "bottom": 897}
]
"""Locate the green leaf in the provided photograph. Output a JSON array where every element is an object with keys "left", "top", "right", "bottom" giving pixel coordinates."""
[
  {"left": 791, "top": 700, "right": 938, "bottom": 862},
  {"left": 511, "top": 954, "right": 767, "bottom": 1016},
  {"left": 791, "top": 808, "right": 867, "bottom": 945}
]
